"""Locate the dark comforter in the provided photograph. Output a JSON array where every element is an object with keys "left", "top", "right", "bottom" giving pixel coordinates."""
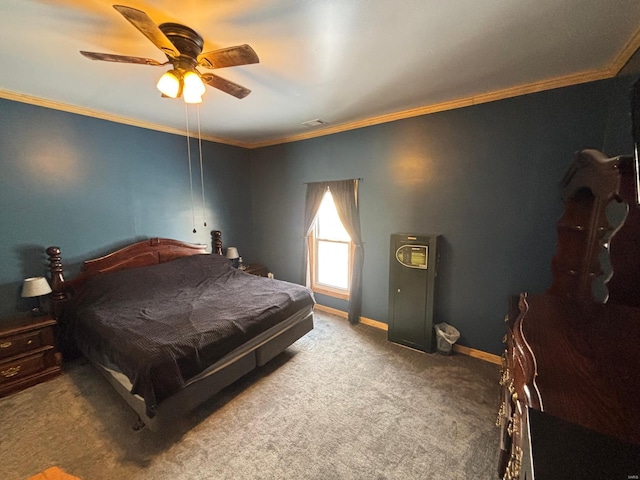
[{"left": 63, "top": 254, "right": 314, "bottom": 414}]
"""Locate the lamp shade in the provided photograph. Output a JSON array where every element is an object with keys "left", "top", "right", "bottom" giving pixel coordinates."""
[
  {"left": 157, "top": 70, "right": 181, "bottom": 98},
  {"left": 21, "top": 277, "right": 52, "bottom": 298},
  {"left": 183, "top": 90, "right": 203, "bottom": 104},
  {"left": 183, "top": 71, "right": 205, "bottom": 96},
  {"left": 226, "top": 247, "right": 239, "bottom": 259}
]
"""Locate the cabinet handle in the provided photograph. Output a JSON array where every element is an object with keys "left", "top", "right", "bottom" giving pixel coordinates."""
[
  {"left": 1, "top": 366, "right": 21, "bottom": 378},
  {"left": 506, "top": 446, "right": 522, "bottom": 479},
  {"left": 0, "top": 341, "right": 12, "bottom": 349},
  {"left": 495, "top": 401, "right": 506, "bottom": 427},
  {"left": 499, "top": 368, "right": 510, "bottom": 387},
  {"left": 507, "top": 412, "right": 520, "bottom": 437}
]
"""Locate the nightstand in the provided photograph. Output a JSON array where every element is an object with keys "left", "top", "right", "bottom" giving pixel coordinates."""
[
  {"left": 243, "top": 263, "right": 269, "bottom": 277},
  {"left": 0, "top": 316, "right": 62, "bottom": 398}
]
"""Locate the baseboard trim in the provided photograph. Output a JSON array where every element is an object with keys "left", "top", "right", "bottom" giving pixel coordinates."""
[
  {"left": 451, "top": 344, "right": 501, "bottom": 365},
  {"left": 313, "top": 304, "right": 502, "bottom": 365},
  {"left": 313, "top": 304, "right": 388, "bottom": 330}
]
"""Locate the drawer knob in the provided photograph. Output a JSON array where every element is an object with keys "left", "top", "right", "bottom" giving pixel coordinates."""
[
  {"left": 0, "top": 341, "right": 12, "bottom": 349},
  {"left": 1, "top": 365, "right": 21, "bottom": 378}
]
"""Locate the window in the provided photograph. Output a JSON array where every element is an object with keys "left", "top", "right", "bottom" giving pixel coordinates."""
[{"left": 309, "top": 189, "right": 353, "bottom": 299}]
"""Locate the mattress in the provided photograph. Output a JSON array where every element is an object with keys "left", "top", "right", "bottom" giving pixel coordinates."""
[{"left": 62, "top": 253, "right": 315, "bottom": 414}]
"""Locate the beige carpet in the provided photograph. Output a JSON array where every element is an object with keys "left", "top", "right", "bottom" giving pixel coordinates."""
[{"left": 0, "top": 311, "right": 500, "bottom": 479}]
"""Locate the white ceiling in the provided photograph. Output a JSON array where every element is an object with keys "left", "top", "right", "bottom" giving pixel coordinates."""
[{"left": 1, "top": 0, "right": 639, "bottom": 148}]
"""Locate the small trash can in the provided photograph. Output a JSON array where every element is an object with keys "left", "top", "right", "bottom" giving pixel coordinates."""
[{"left": 434, "top": 323, "right": 460, "bottom": 355}]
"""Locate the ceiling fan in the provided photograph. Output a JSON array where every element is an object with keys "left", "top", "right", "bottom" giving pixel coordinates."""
[{"left": 80, "top": 5, "right": 259, "bottom": 102}]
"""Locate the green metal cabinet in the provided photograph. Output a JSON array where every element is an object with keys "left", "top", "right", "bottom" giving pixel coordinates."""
[{"left": 388, "top": 234, "right": 440, "bottom": 352}]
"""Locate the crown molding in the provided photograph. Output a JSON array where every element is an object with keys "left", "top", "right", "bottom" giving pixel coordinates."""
[
  {"left": 0, "top": 89, "right": 248, "bottom": 148},
  {"left": 248, "top": 68, "right": 612, "bottom": 149},
  {"left": 609, "top": 24, "right": 640, "bottom": 75},
  {"left": 248, "top": 26, "right": 640, "bottom": 149},
  {"left": 2, "top": 25, "right": 639, "bottom": 151}
]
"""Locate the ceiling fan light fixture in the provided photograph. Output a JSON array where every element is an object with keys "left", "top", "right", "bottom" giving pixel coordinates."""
[
  {"left": 157, "top": 70, "right": 181, "bottom": 98},
  {"left": 80, "top": 7, "right": 258, "bottom": 101},
  {"left": 183, "top": 70, "right": 206, "bottom": 97}
]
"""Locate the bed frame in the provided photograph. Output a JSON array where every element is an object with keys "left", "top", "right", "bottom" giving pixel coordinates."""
[{"left": 46, "top": 230, "right": 314, "bottom": 430}]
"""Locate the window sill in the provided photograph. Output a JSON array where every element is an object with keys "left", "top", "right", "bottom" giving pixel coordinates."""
[{"left": 312, "top": 284, "right": 350, "bottom": 301}]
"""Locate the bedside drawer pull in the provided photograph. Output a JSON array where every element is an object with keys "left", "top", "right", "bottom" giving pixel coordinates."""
[
  {"left": 0, "top": 341, "right": 12, "bottom": 349},
  {"left": 1, "top": 365, "right": 21, "bottom": 378}
]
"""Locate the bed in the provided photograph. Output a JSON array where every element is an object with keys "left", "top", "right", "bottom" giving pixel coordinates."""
[{"left": 46, "top": 231, "right": 315, "bottom": 430}]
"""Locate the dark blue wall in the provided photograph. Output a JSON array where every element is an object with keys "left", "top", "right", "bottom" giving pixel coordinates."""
[
  {"left": 249, "top": 77, "right": 636, "bottom": 355},
  {"left": 1, "top": 75, "right": 635, "bottom": 354},
  {"left": 0, "top": 99, "right": 252, "bottom": 321}
]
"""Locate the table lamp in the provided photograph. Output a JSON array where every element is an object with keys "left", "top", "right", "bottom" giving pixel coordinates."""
[
  {"left": 226, "top": 247, "right": 240, "bottom": 268},
  {"left": 21, "top": 277, "right": 52, "bottom": 316}
]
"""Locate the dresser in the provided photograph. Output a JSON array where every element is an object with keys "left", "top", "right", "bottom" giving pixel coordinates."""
[
  {"left": 498, "top": 150, "right": 640, "bottom": 479},
  {"left": 0, "top": 316, "right": 62, "bottom": 397}
]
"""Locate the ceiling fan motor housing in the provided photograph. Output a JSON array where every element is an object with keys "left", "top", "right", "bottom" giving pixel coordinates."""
[{"left": 159, "top": 23, "right": 203, "bottom": 69}]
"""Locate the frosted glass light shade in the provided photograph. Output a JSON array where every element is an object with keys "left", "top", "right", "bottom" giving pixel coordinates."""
[
  {"left": 183, "top": 90, "right": 202, "bottom": 104},
  {"left": 183, "top": 71, "right": 205, "bottom": 96},
  {"left": 226, "top": 247, "right": 239, "bottom": 259},
  {"left": 21, "top": 277, "right": 52, "bottom": 298},
  {"left": 157, "top": 70, "right": 181, "bottom": 98}
]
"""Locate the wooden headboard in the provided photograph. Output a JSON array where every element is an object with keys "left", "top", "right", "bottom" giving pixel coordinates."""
[{"left": 47, "top": 230, "right": 223, "bottom": 319}]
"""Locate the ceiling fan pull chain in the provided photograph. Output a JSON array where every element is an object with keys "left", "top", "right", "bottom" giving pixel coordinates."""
[
  {"left": 197, "top": 104, "right": 207, "bottom": 228},
  {"left": 184, "top": 102, "right": 197, "bottom": 233}
]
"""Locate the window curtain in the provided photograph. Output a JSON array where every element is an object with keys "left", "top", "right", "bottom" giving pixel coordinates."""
[
  {"left": 303, "top": 182, "right": 329, "bottom": 287},
  {"left": 304, "top": 179, "right": 364, "bottom": 325}
]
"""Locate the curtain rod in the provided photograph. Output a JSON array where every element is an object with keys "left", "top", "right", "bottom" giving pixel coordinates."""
[{"left": 303, "top": 177, "right": 363, "bottom": 185}]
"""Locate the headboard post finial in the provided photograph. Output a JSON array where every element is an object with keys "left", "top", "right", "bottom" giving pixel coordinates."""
[
  {"left": 46, "top": 246, "right": 66, "bottom": 318},
  {"left": 211, "top": 230, "right": 223, "bottom": 255}
]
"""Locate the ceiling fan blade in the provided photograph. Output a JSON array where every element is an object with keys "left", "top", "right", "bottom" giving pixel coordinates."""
[
  {"left": 201, "top": 73, "right": 251, "bottom": 99},
  {"left": 80, "top": 51, "right": 165, "bottom": 66},
  {"left": 198, "top": 44, "right": 259, "bottom": 69},
  {"left": 113, "top": 5, "right": 179, "bottom": 58}
]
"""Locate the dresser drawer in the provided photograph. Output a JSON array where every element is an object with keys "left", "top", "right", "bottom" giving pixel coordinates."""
[
  {"left": 0, "top": 347, "right": 56, "bottom": 387},
  {"left": 0, "top": 327, "right": 54, "bottom": 361}
]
